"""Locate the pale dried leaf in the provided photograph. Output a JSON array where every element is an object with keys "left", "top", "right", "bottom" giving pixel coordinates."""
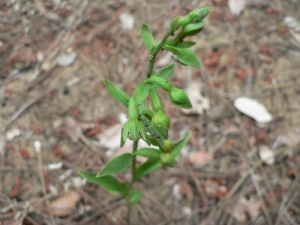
[
  {"left": 204, "top": 179, "right": 219, "bottom": 197},
  {"left": 188, "top": 151, "right": 214, "bottom": 166},
  {"left": 57, "top": 52, "right": 77, "bottom": 67},
  {"left": 6, "top": 128, "right": 21, "bottom": 141},
  {"left": 234, "top": 96, "right": 273, "bottom": 123},
  {"left": 50, "top": 190, "right": 81, "bottom": 216},
  {"left": 228, "top": 0, "right": 247, "bottom": 16},
  {"left": 259, "top": 145, "right": 274, "bottom": 165},
  {"left": 182, "top": 82, "right": 209, "bottom": 115},
  {"left": 272, "top": 130, "right": 300, "bottom": 150},
  {"left": 119, "top": 12, "right": 135, "bottom": 30},
  {"left": 229, "top": 196, "right": 261, "bottom": 223}
]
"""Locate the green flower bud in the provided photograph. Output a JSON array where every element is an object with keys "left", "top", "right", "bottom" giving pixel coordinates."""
[
  {"left": 182, "top": 21, "right": 206, "bottom": 37},
  {"left": 169, "top": 88, "right": 192, "bottom": 109},
  {"left": 160, "top": 139, "right": 175, "bottom": 153},
  {"left": 128, "top": 98, "right": 138, "bottom": 119},
  {"left": 147, "top": 77, "right": 173, "bottom": 92},
  {"left": 160, "top": 153, "right": 176, "bottom": 167},
  {"left": 149, "top": 89, "right": 163, "bottom": 112},
  {"left": 178, "top": 10, "right": 198, "bottom": 27},
  {"left": 194, "top": 6, "right": 210, "bottom": 22},
  {"left": 121, "top": 118, "right": 148, "bottom": 147},
  {"left": 151, "top": 111, "right": 170, "bottom": 139}
]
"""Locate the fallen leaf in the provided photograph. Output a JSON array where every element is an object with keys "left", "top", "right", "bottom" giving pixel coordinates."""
[
  {"left": 228, "top": 195, "right": 261, "bottom": 223},
  {"left": 119, "top": 12, "right": 135, "bottom": 30},
  {"left": 50, "top": 190, "right": 81, "bottom": 216},
  {"left": 181, "top": 82, "right": 210, "bottom": 115},
  {"left": 259, "top": 145, "right": 274, "bottom": 165},
  {"left": 188, "top": 151, "right": 214, "bottom": 166},
  {"left": 272, "top": 130, "right": 300, "bottom": 150},
  {"left": 57, "top": 52, "right": 77, "bottom": 67},
  {"left": 19, "top": 148, "right": 29, "bottom": 159},
  {"left": 228, "top": 0, "right": 246, "bottom": 16},
  {"left": 9, "top": 178, "right": 22, "bottom": 198},
  {"left": 234, "top": 96, "right": 273, "bottom": 123},
  {"left": 178, "top": 179, "right": 194, "bottom": 201},
  {"left": 6, "top": 128, "right": 21, "bottom": 141}
]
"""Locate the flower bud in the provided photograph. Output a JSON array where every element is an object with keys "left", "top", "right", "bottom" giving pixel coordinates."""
[
  {"left": 121, "top": 118, "right": 148, "bottom": 147},
  {"left": 160, "top": 139, "right": 175, "bottom": 153},
  {"left": 194, "top": 6, "right": 210, "bottom": 22},
  {"left": 169, "top": 88, "right": 192, "bottom": 109},
  {"left": 160, "top": 153, "right": 176, "bottom": 167},
  {"left": 149, "top": 89, "right": 163, "bottom": 112},
  {"left": 147, "top": 77, "right": 173, "bottom": 92},
  {"left": 151, "top": 111, "right": 170, "bottom": 139},
  {"left": 182, "top": 21, "right": 206, "bottom": 37}
]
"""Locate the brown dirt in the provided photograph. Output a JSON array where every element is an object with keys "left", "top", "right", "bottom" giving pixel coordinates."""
[{"left": 1, "top": 0, "right": 300, "bottom": 224}]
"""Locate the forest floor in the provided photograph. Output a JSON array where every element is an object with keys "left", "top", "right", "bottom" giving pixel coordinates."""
[{"left": 1, "top": 0, "right": 300, "bottom": 224}]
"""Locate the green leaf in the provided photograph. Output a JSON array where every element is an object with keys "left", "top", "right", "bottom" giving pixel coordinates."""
[
  {"left": 164, "top": 45, "right": 200, "bottom": 68},
  {"left": 79, "top": 171, "right": 127, "bottom": 195},
  {"left": 147, "top": 77, "right": 173, "bottom": 92},
  {"left": 129, "top": 189, "right": 142, "bottom": 206},
  {"left": 141, "top": 23, "right": 154, "bottom": 52},
  {"left": 135, "top": 132, "right": 191, "bottom": 180},
  {"left": 176, "top": 41, "right": 196, "bottom": 48},
  {"left": 97, "top": 153, "right": 132, "bottom": 177},
  {"left": 170, "top": 132, "right": 191, "bottom": 158},
  {"left": 154, "top": 63, "right": 176, "bottom": 80},
  {"left": 133, "top": 81, "right": 150, "bottom": 104},
  {"left": 135, "top": 158, "right": 163, "bottom": 181},
  {"left": 132, "top": 148, "right": 161, "bottom": 159},
  {"left": 103, "top": 79, "right": 130, "bottom": 107}
]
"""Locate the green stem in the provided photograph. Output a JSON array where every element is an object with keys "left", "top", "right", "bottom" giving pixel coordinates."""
[
  {"left": 126, "top": 140, "right": 139, "bottom": 225},
  {"left": 146, "top": 30, "right": 173, "bottom": 78}
]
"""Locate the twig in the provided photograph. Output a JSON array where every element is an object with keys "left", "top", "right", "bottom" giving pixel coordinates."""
[
  {"left": 5, "top": 92, "right": 49, "bottom": 131},
  {"left": 203, "top": 146, "right": 288, "bottom": 224}
]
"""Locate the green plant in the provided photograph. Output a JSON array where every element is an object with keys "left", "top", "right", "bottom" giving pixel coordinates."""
[{"left": 79, "top": 6, "right": 209, "bottom": 224}]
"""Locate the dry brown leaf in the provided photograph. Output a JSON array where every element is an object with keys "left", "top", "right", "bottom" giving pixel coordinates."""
[
  {"left": 228, "top": 195, "right": 261, "bottom": 223},
  {"left": 50, "top": 190, "right": 81, "bottom": 216},
  {"left": 188, "top": 151, "right": 214, "bottom": 166},
  {"left": 273, "top": 131, "right": 300, "bottom": 149},
  {"left": 178, "top": 179, "right": 194, "bottom": 201}
]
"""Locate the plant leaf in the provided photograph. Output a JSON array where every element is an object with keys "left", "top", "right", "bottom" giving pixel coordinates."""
[
  {"left": 79, "top": 171, "right": 127, "bottom": 195},
  {"left": 133, "top": 81, "right": 150, "bottom": 104},
  {"left": 170, "top": 131, "right": 191, "bottom": 158},
  {"left": 135, "top": 159, "right": 162, "bottom": 181},
  {"left": 135, "top": 132, "right": 191, "bottom": 180},
  {"left": 176, "top": 41, "right": 196, "bottom": 48},
  {"left": 132, "top": 148, "right": 161, "bottom": 159},
  {"left": 129, "top": 189, "right": 142, "bottom": 206},
  {"left": 154, "top": 63, "right": 176, "bottom": 80},
  {"left": 141, "top": 23, "right": 154, "bottom": 52},
  {"left": 103, "top": 79, "right": 130, "bottom": 106},
  {"left": 97, "top": 153, "right": 132, "bottom": 177},
  {"left": 164, "top": 45, "right": 200, "bottom": 68}
]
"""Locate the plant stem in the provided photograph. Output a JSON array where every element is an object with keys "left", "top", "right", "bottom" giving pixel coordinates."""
[
  {"left": 126, "top": 140, "right": 139, "bottom": 225},
  {"left": 147, "top": 30, "right": 173, "bottom": 78}
]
